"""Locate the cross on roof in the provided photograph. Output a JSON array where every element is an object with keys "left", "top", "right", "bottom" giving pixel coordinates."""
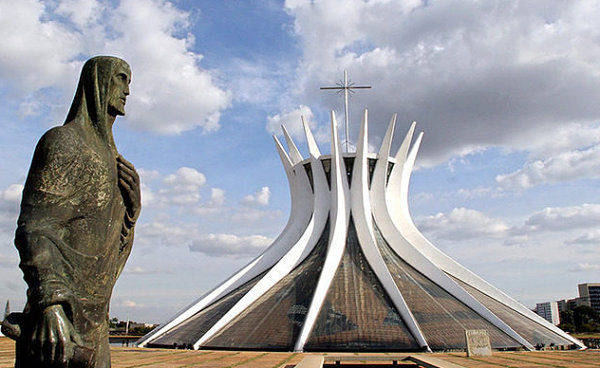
[{"left": 320, "top": 70, "right": 371, "bottom": 152}]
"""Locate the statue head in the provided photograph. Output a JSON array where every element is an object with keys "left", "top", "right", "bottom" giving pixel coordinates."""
[
  {"left": 107, "top": 61, "right": 131, "bottom": 117},
  {"left": 65, "top": 56, "right": 131, "bottom": 128}
]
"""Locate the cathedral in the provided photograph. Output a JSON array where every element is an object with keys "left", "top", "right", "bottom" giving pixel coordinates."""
[{"left": 138, "top": 111, "right": 583, "bottom": 352}]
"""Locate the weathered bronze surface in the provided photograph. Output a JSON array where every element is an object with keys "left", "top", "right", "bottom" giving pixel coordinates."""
[{"left": 1, "top": 56, "right": 141, "bottom": 367}]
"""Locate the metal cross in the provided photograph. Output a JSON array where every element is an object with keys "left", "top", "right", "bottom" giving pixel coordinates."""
[{"left": 320, "top": 70, "right": 371, "bottom": 152}]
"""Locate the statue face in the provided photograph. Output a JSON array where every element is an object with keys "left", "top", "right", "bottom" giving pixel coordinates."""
[{"left": 108, "top": 63, "right": 131, "bottom": 116}]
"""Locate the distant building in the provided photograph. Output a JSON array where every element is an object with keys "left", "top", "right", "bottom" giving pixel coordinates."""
[
  {"left": 556, "top": 299, "right": 569, "bottom": 313},
  {"left": 535, "top": 301, "right": 560, "bottom": 325},
  {"left": 578, "top": 283, "right": 600, "bottom": 314},
  {"left": 567, "top": 297, "right": 590, "bottom": 310}
]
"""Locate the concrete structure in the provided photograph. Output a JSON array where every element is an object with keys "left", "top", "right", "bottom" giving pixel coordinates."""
[
  {"left": 535, "top": 301, "right": 560, "bottom": 325},
  {"left": 578, "top": 283, "right": 600, "bottom": 314},
  {"left": 138, "top": 112, "right": 584, "bottom": 352}
]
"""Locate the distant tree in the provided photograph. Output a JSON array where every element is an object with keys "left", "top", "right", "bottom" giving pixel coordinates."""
[
  {"left": 109, "top": 317, "right": 120, "bottom": 328},
  {"left": 558, "top": 309, "right": 575, "bottom": 332},
  {"left": 130, "top": 324, "right": 157, "bottom": 335},
  {"left": 573, "top": 306, "right": 600, "bottom": 332}
]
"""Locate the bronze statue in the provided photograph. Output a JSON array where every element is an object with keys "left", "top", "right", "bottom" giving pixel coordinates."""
[{"left": 2, "top": 56, "right": 141, "bottom": 367}]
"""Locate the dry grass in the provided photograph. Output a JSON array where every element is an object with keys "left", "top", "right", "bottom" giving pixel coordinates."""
[{"left": 1, "top": 337, "right": 599, "bottom": 367}]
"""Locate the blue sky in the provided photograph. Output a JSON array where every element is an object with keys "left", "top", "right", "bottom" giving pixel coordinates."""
[{"left": 1, "top": 0, "right": 600, "bottom": 324}]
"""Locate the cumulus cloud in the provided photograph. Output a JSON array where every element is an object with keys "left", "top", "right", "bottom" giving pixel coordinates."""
[
  {"left": 56, "top": 0, "right": 102, "bottom": 28},
  {"left": 496, "top": 144, "right": 600, "bottom": 191},
  {"left": 195, "top": 188, "right": 226, "bottom": 215},
  {"left": 135, "top": 167, "right": 284, "bottom": 225},
  {"left": 566, "top": 230, "right": 600, "bottom": 246},
  {"left": 139, "top": 167, "right": 212, "bottom": 209},
  {"left": 0, "top": 184, "right": 23, "bottom": 204},
  {"left": 135, "top": 221, "right": 198, "bottom": 247},
  {"left": 0, "top": 0, "right": 231, "bottom": 134},
  {"left": 153, "top": 167, "right": 211, "bottom": 206},
  {"left": 521, "top": 203, "right": 600, "bottom": 233},
  {"left": 106, "top": 0, "right": 231, "bottom": 134},
  {"left": 164, "top": 167, "right": 206, "bottom": 190},
  {"left": 189, "top": 233, "right": 272, "bottom": 258},
  {"left": 417, "top": 203, "right": 600, "bottom": 249},
  {"left": 282, "top": 0, "right": 600, "bottom": 165},
  {"left": 267, "top": 105, "right": 319, "bottom": 141},
  {"left": 241, "top": 186, "right": 271, "bottom": 207},
  {"left": 568, "top": 263, "right": 600, "bottom": 272},
  {"left": 138, "top": 169, "right": 160, "bottom": 181},
  {"left": 0, "top": 0, "right": 81, "bottom": 96},
  {"left": 417, "top": 207, "right": 508, "bottom": 241},
  {"left": 139, "top": 182, "right": 155, "bottom": 207}
]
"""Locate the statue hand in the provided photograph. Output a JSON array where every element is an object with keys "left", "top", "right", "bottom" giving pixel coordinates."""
[
  {"left": 117, "top": 155, "right": 141, "bottom": 223},
  {"left": 31, "top": 304, "right": 82, "bottom": 366}
]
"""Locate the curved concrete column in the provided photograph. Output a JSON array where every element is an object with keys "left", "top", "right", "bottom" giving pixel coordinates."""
[
  {"left": 350, "top": 111, "right": 429, "bottom": 350},
  {"left": 195, "top": 126, "right": 331, "bottom": 348},
  {"left": 138, "top": 132, "right": 314, "bottom": 348},
  {"left": 373, "top": 125, "right": 533, "bottom": 350},
  {"left": 388, "top": 128, "right": 580, "bottom": 348},
  {"left": 295, "top": 112, "right": 350, "bottom": 351}
]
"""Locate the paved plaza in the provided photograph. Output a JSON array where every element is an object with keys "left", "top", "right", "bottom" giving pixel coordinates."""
[{"left": 1, "top": 337, "right": 599, "bottom": 367}]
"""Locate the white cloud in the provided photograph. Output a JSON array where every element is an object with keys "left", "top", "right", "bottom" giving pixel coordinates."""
[
  {"left": 417, "top": 207, "right": 508, "bottom": 241},
  {"left": 227, "top": 58, "right": 288, "bottom": 106},
  {"left": 282, "top": 0, "right": 600, "bottom": 166},
  {"left": 160, "top": 167, "right": 207, "bottom": 205},
  {"left": 140, "top": 182, "right": 155, "bottom": 207},
  {"left": 121, "top": 300, "right": 142, "bottom": 308},
  {"left": 164, "top": 167, "right": 206, "bottom": 188},
  {"left": 0, "top": 0, "right": 231, "bottom": 135},
  {"left": 522, "top": 203, "right": 600, "bottom": 232},
  {"left": 242, "top": 186, "right": 271, "bottom": 207},
  {"left": 195, "top": 188, "right": 226, "bottom": 215},
  {"left": 0, "top": 0, "right": 81, "bottom": 96},
  {"left": 457, "top": 186, "right": 503, "bottom": 200},
  {"left": 136, "top": 221, "right": 197, "bottom": 247},
  {"left": 496, "top": 144, "right": 600, "bottom": 191},
  {"left": 107, "top": 0, "right": 231, "bottom": 135},
  {"left": 136, "top": 167, "right": 230, "bottom": 214},
  {"left": 516, "top": 123, "right": 600, "bottom": 161},
  {"left": 189, "top": 233, "right": 272, "bottom": 258},
  {"left": 566, "top": 230, "right": 600, "bottom": 246},
  {"left": 417, "top": 203, "right": 600, "bottom": 249},
  {"left": 138, "top": 169, "right": 160, "bottom": 181},
  {"left": 0, "top": 184, "right": 23, "bottom": 203},
  {"left": 568, "top": 263, "right": 600, "bottom": 272},
  {"left": 56, "top": 0, "right": 102, "bottom": 28},
  {"left": 267, "top": 105, "right": 317, "bottom": 141},
  {"left": 209, "top": 188, "right": 225, "bottom": 207}
]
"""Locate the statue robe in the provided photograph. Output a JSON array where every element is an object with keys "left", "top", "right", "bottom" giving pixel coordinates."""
[{"left": 14, "top": 57, "right": 136, "bottom": 368}]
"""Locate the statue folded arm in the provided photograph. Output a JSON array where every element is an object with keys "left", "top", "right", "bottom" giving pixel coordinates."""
[{"left": 117, "top": 154, "right": 141, "bottom": 252}]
